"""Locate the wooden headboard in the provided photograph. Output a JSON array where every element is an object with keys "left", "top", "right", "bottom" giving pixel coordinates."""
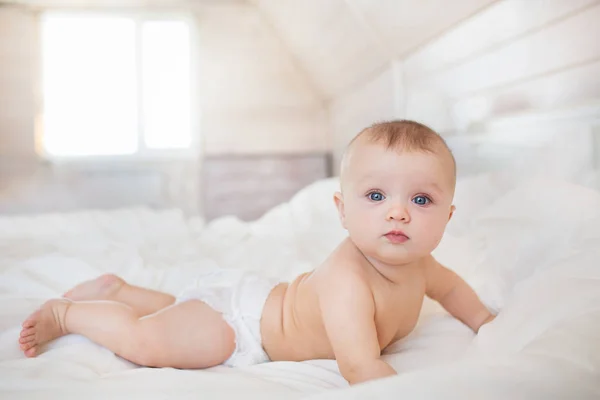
[{"left": 202, "top": 153, "right": 332, "bottom": 221}]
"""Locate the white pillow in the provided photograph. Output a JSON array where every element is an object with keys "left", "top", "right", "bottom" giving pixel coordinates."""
[
  {"left": 476, "top": 177, "right": 600, "bottom": 224},
  {"left": 448, "top": 170, "right": 518, "bottom": 236},
  {"left": 450, "top": 178, "right": 600, "bottom": 313}
]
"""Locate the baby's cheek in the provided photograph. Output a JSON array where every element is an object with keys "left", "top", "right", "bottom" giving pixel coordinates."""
[
  {"left": 426, "top": 223, "right": 447, "bottom": 248},
  {"left": 415, "top": 220, "right": 444, "bottom": 243},
  {"left": 347, "top": 222, "right": 374, "bottom": 247}
]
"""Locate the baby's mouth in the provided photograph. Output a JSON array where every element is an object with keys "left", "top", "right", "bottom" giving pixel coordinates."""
[{"left": 384, "top": 231, "right": 409, "bottom": 244}]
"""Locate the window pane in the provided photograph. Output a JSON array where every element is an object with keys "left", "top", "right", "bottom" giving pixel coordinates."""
[
  {"left": 141, "top": 20, "right": 192, "bottom": 149},
  {"left": 42, "top": 14, "right": 138, "bottom": 157}
]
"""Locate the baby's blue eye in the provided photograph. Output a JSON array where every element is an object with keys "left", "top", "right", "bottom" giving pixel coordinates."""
[
  {"left": 412, "top": 195, "right": 430, "bottom": 205},
  {"left": 368, "top": 192, "right": 385, "bottom": 202}
]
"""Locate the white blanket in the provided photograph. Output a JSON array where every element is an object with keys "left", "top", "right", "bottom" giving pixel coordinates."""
[{"left": 1, "top": 174, "right": 599, "bottom": 399}]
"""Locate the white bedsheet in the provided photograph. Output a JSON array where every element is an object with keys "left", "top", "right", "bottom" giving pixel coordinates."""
[{"left": 1, "top": 174, "right": 599, "bottom": 399}]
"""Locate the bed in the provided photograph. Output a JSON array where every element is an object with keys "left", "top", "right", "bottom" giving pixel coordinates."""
[
  {"left": 1, "top": 168, "right": 599, "bottom": 399},
  {"left": 2, "top": 107, "right": 600, "bottom": 399}
]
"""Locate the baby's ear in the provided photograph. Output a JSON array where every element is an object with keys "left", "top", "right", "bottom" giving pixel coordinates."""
[
  {"left": 448, "top": 205, "right": 456, "bottom": 221},
  {"left": 333, "top": 192, "right": 347, "bottom": 229}
]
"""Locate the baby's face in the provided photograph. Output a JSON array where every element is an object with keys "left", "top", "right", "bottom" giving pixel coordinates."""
[{"left": 336, "top": 142, "right": 455, "bottom": 266}]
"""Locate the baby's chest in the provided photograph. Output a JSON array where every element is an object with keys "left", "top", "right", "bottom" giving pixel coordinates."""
[{"left": 374, "top": 288, "right": 425, "bottom": 349}]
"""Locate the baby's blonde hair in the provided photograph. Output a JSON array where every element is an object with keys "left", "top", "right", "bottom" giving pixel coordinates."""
[{"left": 343, "top": 120, "right": 456, "bottom": 181}]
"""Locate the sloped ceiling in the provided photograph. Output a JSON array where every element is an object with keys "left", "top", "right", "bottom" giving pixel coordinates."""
[
  {"left": 2, "top": 0, "right": 498, "bottom": 99},
  {"left": 251, "top": 0, "right": 498, "bottom": 99}
]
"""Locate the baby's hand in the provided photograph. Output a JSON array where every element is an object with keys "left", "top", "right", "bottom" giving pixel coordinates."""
[{"left": 424, "top": 256, "right": 496, "bottom": 333}]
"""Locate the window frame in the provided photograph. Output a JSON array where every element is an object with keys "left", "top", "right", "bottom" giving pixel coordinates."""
[{"left": 37, "top": 9, "right": 201, "bottom": 165}]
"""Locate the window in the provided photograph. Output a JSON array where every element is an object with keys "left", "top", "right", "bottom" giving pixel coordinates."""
[{"left": 41, "top": 12, "right": 194, "bottom": 158}]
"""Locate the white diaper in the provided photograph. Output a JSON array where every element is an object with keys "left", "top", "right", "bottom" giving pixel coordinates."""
[{"left": 175, "top": 269, "right": 280, "bottom": 367}]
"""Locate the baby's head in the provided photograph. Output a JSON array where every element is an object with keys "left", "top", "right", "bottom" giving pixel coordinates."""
[{"left": 334, "top": 120, "right": 456, "bottom": 266}]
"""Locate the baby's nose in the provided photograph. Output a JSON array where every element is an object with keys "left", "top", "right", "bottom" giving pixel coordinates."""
[{"left": 386, "top": 204, "right": 410, "bottom": 222}]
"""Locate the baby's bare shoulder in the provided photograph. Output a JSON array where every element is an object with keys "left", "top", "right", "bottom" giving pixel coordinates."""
[
  {"left": 318, "top": 240, "right": 368, "bottom": 278},
  {"left": 316, "top": 262, "right": 374, "bottom": 308},
  {"left": 314, "top": 244, "right": 372, "bottom": 298}
]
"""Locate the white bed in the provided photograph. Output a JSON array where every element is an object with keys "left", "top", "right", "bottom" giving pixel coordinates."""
[{"left": 1, "top": 166, "right": 600, "bottom": 399}]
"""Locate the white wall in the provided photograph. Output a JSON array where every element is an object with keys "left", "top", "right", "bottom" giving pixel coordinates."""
[
  {"left": 0, "top": 7, "right": 38, "bottom": 161},
  {"left": 0, "top": 3, "right": 329, "bottom": 216},
  {"left": 5, "top": 0, "right": 599, "bottom": 214},
  {"left": 402, "top": 0, "right": 600, "bottom": 133},
  {"left": 253, "top": 0, "right": 496, "bottom": 99},
  {"left": 330, "top": 0, "right": 600, "bottom": 176},
  {"left": 196, "top": 3, "right": 328, "bottom": 154},
  {"left": 329, "top": 63, "right": 400, "bottom": 172},
  {"left": 0, "top": 4, "right": 329, "bottom": 157}
]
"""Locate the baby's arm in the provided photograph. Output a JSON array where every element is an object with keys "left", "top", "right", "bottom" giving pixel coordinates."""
[
  {"left": 319, "top": 271, "right": 396, "bottom": 385},
  {"left": 424, "top": 256, "right": 494, "bottom": 333}
]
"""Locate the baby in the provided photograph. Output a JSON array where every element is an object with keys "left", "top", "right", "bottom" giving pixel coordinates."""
[{"left": 19, "top": 120, "right": 495, "bottom": 385}]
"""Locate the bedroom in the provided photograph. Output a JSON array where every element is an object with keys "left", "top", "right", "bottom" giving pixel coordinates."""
[{"left": 1, "top": 0, "right": 599, "bottom": 398}]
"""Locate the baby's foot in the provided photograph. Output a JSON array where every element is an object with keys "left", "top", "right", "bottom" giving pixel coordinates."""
[
  {"left": 63, "top": 274, "right": 124, "bottom": 301},
  {"left": 19, "top": 299, "right": 71, "bottom": 357}
]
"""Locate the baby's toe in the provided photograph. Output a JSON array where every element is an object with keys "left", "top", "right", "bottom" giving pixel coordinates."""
[
  {"left": 22, "top": 315, "right": 38, "bottom": 329},
  {"left": 21, "top": 341, "right": 36, "bottom": 351},
  {"left": 19, "top": 335, "right": 35, "bottom": 344},
  {"left": 20, "top": 327, "right": 35, "bottom": 337},
  {"left": 24, "top": 347, "right": 38, "bottom": 358}
]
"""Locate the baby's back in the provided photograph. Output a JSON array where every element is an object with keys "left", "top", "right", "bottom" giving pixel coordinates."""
[{"left": 261, "top": 239, "right": 426, "bottom": 362}]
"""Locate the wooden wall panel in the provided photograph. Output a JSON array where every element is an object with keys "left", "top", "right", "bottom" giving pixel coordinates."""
[
  {"left": 402, "top": 2, "right": 600, "bottom": 133},
  {"left": 404, "top": 0, "right": 597, "bottom": 81},
  {"left": 421, "top": 3, "right": 600, "bottom": 98},
  {"left": 202, "top": 153, "right": 331, "bottom": 221},
  {"left": 202, "top": 106, "right": 329, "bottom": 155}
]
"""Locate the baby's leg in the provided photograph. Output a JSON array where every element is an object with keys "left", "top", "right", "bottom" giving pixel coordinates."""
[
  {"left": 19, "top": 298, "right": 235, "bottom": 369},
  {"left": 63, "top": 274, "right": 174, "bottom": 317}
]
